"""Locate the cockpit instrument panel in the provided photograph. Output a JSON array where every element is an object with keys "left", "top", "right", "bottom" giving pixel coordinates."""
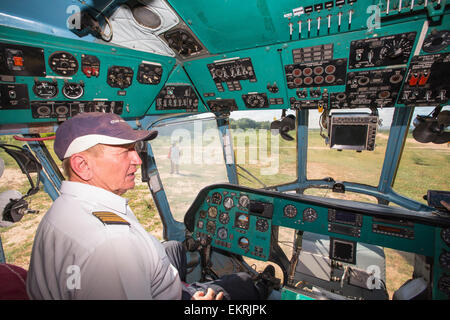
[
  {"left": 189, "top": 188, "right": 273, "bottom": 260},
  {"left": 185, "top": 184, "right": 450, "bottom": 298}
]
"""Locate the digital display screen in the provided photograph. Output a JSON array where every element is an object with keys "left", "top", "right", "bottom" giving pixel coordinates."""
[
  {"left": 330, "top": 238, "right": 356, "bottom": 264},
  {"left": 376, "top": 225, "right": 403, "bottom": 234},
  {"left": 332, "top": 125, "right": 367, "bottom": 147},
  {"left": 335, "top": 211, "right": 357, "bottom": 223}
]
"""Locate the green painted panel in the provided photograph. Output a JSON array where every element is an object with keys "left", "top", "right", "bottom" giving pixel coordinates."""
[{"left": 168, "top": 0, "right": 382, "bottom": 54}]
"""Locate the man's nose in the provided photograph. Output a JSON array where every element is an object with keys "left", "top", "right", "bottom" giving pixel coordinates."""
[{"left": 131, "top": 150, "right": 142, "bottom": 165}]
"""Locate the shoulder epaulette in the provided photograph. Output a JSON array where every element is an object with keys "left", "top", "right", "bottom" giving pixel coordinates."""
[{"left": 92, "top": 211, "right": 130, "bottom": 226}]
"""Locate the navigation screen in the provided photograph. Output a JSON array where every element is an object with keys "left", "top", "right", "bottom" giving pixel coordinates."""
[{"left": 333, "top": 125, "right": 367, "bottom": 146}]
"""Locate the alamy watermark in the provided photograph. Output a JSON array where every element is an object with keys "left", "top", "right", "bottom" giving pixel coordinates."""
[
  {"left": 366, "top": 265, "right": 382, "bottom": 290},
  {"left": 366, "top": 4, "right": 381, "bottom": 32},
  {"left": 66, "top": 5, "right": 81, "bottom": 30},
  {"left": 66, "top": 264, "right": 81, "bottom": 290}
]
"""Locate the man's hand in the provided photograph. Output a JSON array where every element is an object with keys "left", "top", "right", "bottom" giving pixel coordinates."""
[{"left": 191, "top": 288, "right": 224, "bottom": 300}]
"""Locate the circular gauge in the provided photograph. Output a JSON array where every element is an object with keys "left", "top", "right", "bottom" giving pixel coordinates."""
[
  {"left": 217, "top": 227, "right": 228, "bottom": 240},
  {"left": 33, "top": 81, "right": 58, "bottom": 99},
  {"left": 422, "top": 30, "right": 450, "bottom": 53},
  {"left": 379, "top": 38, "right": 412, "bottom": 63},
  {"left": 283, "top": 204, "right": 297, "bottom": 218},
  {"left": 303, "top": 207, "right": 318, "bottom": 222},
  {"left": 62, "top": 82, "right": 84, "bottom": 99},
  {"left": 219, "top": 212, "right": 230, "bottom": 225},
  {"left": 55, "top": 104, "right": 69, "bottom": 116},
  {"left": 235, "top": 213, "right": 249, "bottom": 230},
  {"left": 441, "top": 228, "right": 450, "bottom": 247},
  {"left": 199, "top": 210, "right": 207, "bottom": 219},
  {"left": 197, "top": 220, "right": 204, "bottom": 229},
  {"left": 238, "top": 237, "right": 250, "bottom": 249},
  {"left": 36, "top": 105, "right": 51, "bottom": 117},
  {"left": 206, "top": 220, "right": 216, "bottom": 234},
  {"left": 325, "top": 64, "right": 336, "bottom": 74},
  {"left": 49, "top": 51, "right": 78, "bottom": 76},
  {"left": 439, "top": 251, "right": 450, "bottom": 270},
  {"left": 246, "top": 94, "right": 265, "bottom": 107},
  {"left": 256, "top": 218, "right": 269, "bottom": 232},
  {"left": 239, "top": 195, "right": 250, "bottom": 209},
  {"left": 438, "top": 275, "right": 450, "bottom": 297},
  {"left": 211, "top": 192, "right": 222, "bottom": 205},
  {"left": 208, "top": 206, "right": 218, "bottom": 219},
  {"left": 223, "top": 197, "right": 234, "bottom": 210}
]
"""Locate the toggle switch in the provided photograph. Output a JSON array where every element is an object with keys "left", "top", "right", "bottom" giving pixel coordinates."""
[
  {"left": 327, "top": 15, "right": 331, "bottom": 34},
  {"left": 338, "top": 12, "right": 342, "bottom": 32},
  {"left": 418, "top": 72, "right": 429, "bottom": 86},
  {"left": 348, "top": 10, "right": 353, "bottom": 30},
  {"left": 307, "top": 18, "right": 311, "bottom": 37},
  {"left": 409, "top": 73, "right": 419, "bottom": 86},
  {"left": 289, "top": 21, "right": 293, "bottom": 40},
  {"left": 298, "top": 20, "right": 302, "bottom": 39},
  {"left": 317, "top": 16, "right": 321, "bottom": 36}
]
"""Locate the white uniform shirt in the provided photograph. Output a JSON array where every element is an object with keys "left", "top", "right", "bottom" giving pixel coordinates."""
[{"left": 26, "top": 181, "right": 182, "bottom": 300}]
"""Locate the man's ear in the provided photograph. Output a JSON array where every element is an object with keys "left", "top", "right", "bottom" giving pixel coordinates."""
[{"left": 70, "top": 153, "right": 93, "bottom": 181}]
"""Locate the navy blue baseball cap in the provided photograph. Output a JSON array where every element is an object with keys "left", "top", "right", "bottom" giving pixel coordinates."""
[{"left": 54, "top": 112, "right": 157, "bottom": 160}]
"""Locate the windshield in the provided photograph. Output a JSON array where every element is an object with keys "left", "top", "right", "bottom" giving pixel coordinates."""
[
  {"left": 151, "top": 114, "right": 229, "bottom": 222},
  {"left": 229, "top": 110, "right": 298, "bottom": 188},
  {"left": 306, "top": 108, "right": 392, "bottom": 189}
]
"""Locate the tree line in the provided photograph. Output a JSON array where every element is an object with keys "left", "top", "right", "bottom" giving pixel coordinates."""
[{"left": 229, "top": 118, "right": 271, "bottom": 130}]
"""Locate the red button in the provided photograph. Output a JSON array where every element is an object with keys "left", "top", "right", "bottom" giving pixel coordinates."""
[{"left": 13, "top": 56, "right": 23, "bottom": 66}]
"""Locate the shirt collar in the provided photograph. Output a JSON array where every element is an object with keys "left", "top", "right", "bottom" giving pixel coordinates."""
[{"left": 60, "top": 181, "right": 129, "bottom": 214}]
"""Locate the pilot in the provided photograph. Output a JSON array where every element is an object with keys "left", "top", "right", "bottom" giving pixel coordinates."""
[{"left": 26, "top": 112, "right": 274, "bottom": 300}]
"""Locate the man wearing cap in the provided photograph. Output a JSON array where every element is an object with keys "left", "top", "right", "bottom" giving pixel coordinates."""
[{"left": 26, "top": 112, "right": 273, "bottom": 300}]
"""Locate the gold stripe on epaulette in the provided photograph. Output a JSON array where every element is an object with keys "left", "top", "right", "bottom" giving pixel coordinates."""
[{"left": 92, "top": 211, "right": 130, "bottom": 226}]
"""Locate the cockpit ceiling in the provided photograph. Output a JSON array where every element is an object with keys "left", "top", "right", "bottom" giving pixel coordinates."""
[{"left": 167, "top": 0, "right": 377, "bottom": 54}]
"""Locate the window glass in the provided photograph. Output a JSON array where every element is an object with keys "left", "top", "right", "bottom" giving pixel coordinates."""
[
  {"left": 307, "top": 108, "right": 394, "bottom": 189},
  {"left": 229, "top": 110, "right": 297, "bottom": 188},
  {"left": 393, "top": 106, "right": 450, "bottom": 205},
  {"left": 151, "top": 114, "right": 229, "bottom": 221}
]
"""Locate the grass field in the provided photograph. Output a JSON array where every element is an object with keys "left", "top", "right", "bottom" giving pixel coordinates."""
[{"left": 0, "top": 123, "right": 448, "bottom": 299}]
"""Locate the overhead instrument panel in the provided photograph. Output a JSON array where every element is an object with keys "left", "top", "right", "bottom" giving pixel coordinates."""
[
  {"left": 285, "top": 58, "right": 347, "bottom": 88},
  {"left": 155, "top": 85, "right": 199, "bottom": 112},
  {"left": 399, "top": 53, "right": 450, "bottom": 106},
  {"left": 344, "top": 67, "right": 406, "bottom": 108},
  {"left": 207, "top": 57, "right": 257, "bottom": 92},
  {"left": 0, "top": 25, "right": 175, "bottom": 124},
  {"left": 348, "top": 32, "right": 416, "bottom": 69}
]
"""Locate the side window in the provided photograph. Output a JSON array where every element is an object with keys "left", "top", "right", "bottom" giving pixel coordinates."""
[{"left": 393, "top": 106, "right": 450, "bottom": 205}]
